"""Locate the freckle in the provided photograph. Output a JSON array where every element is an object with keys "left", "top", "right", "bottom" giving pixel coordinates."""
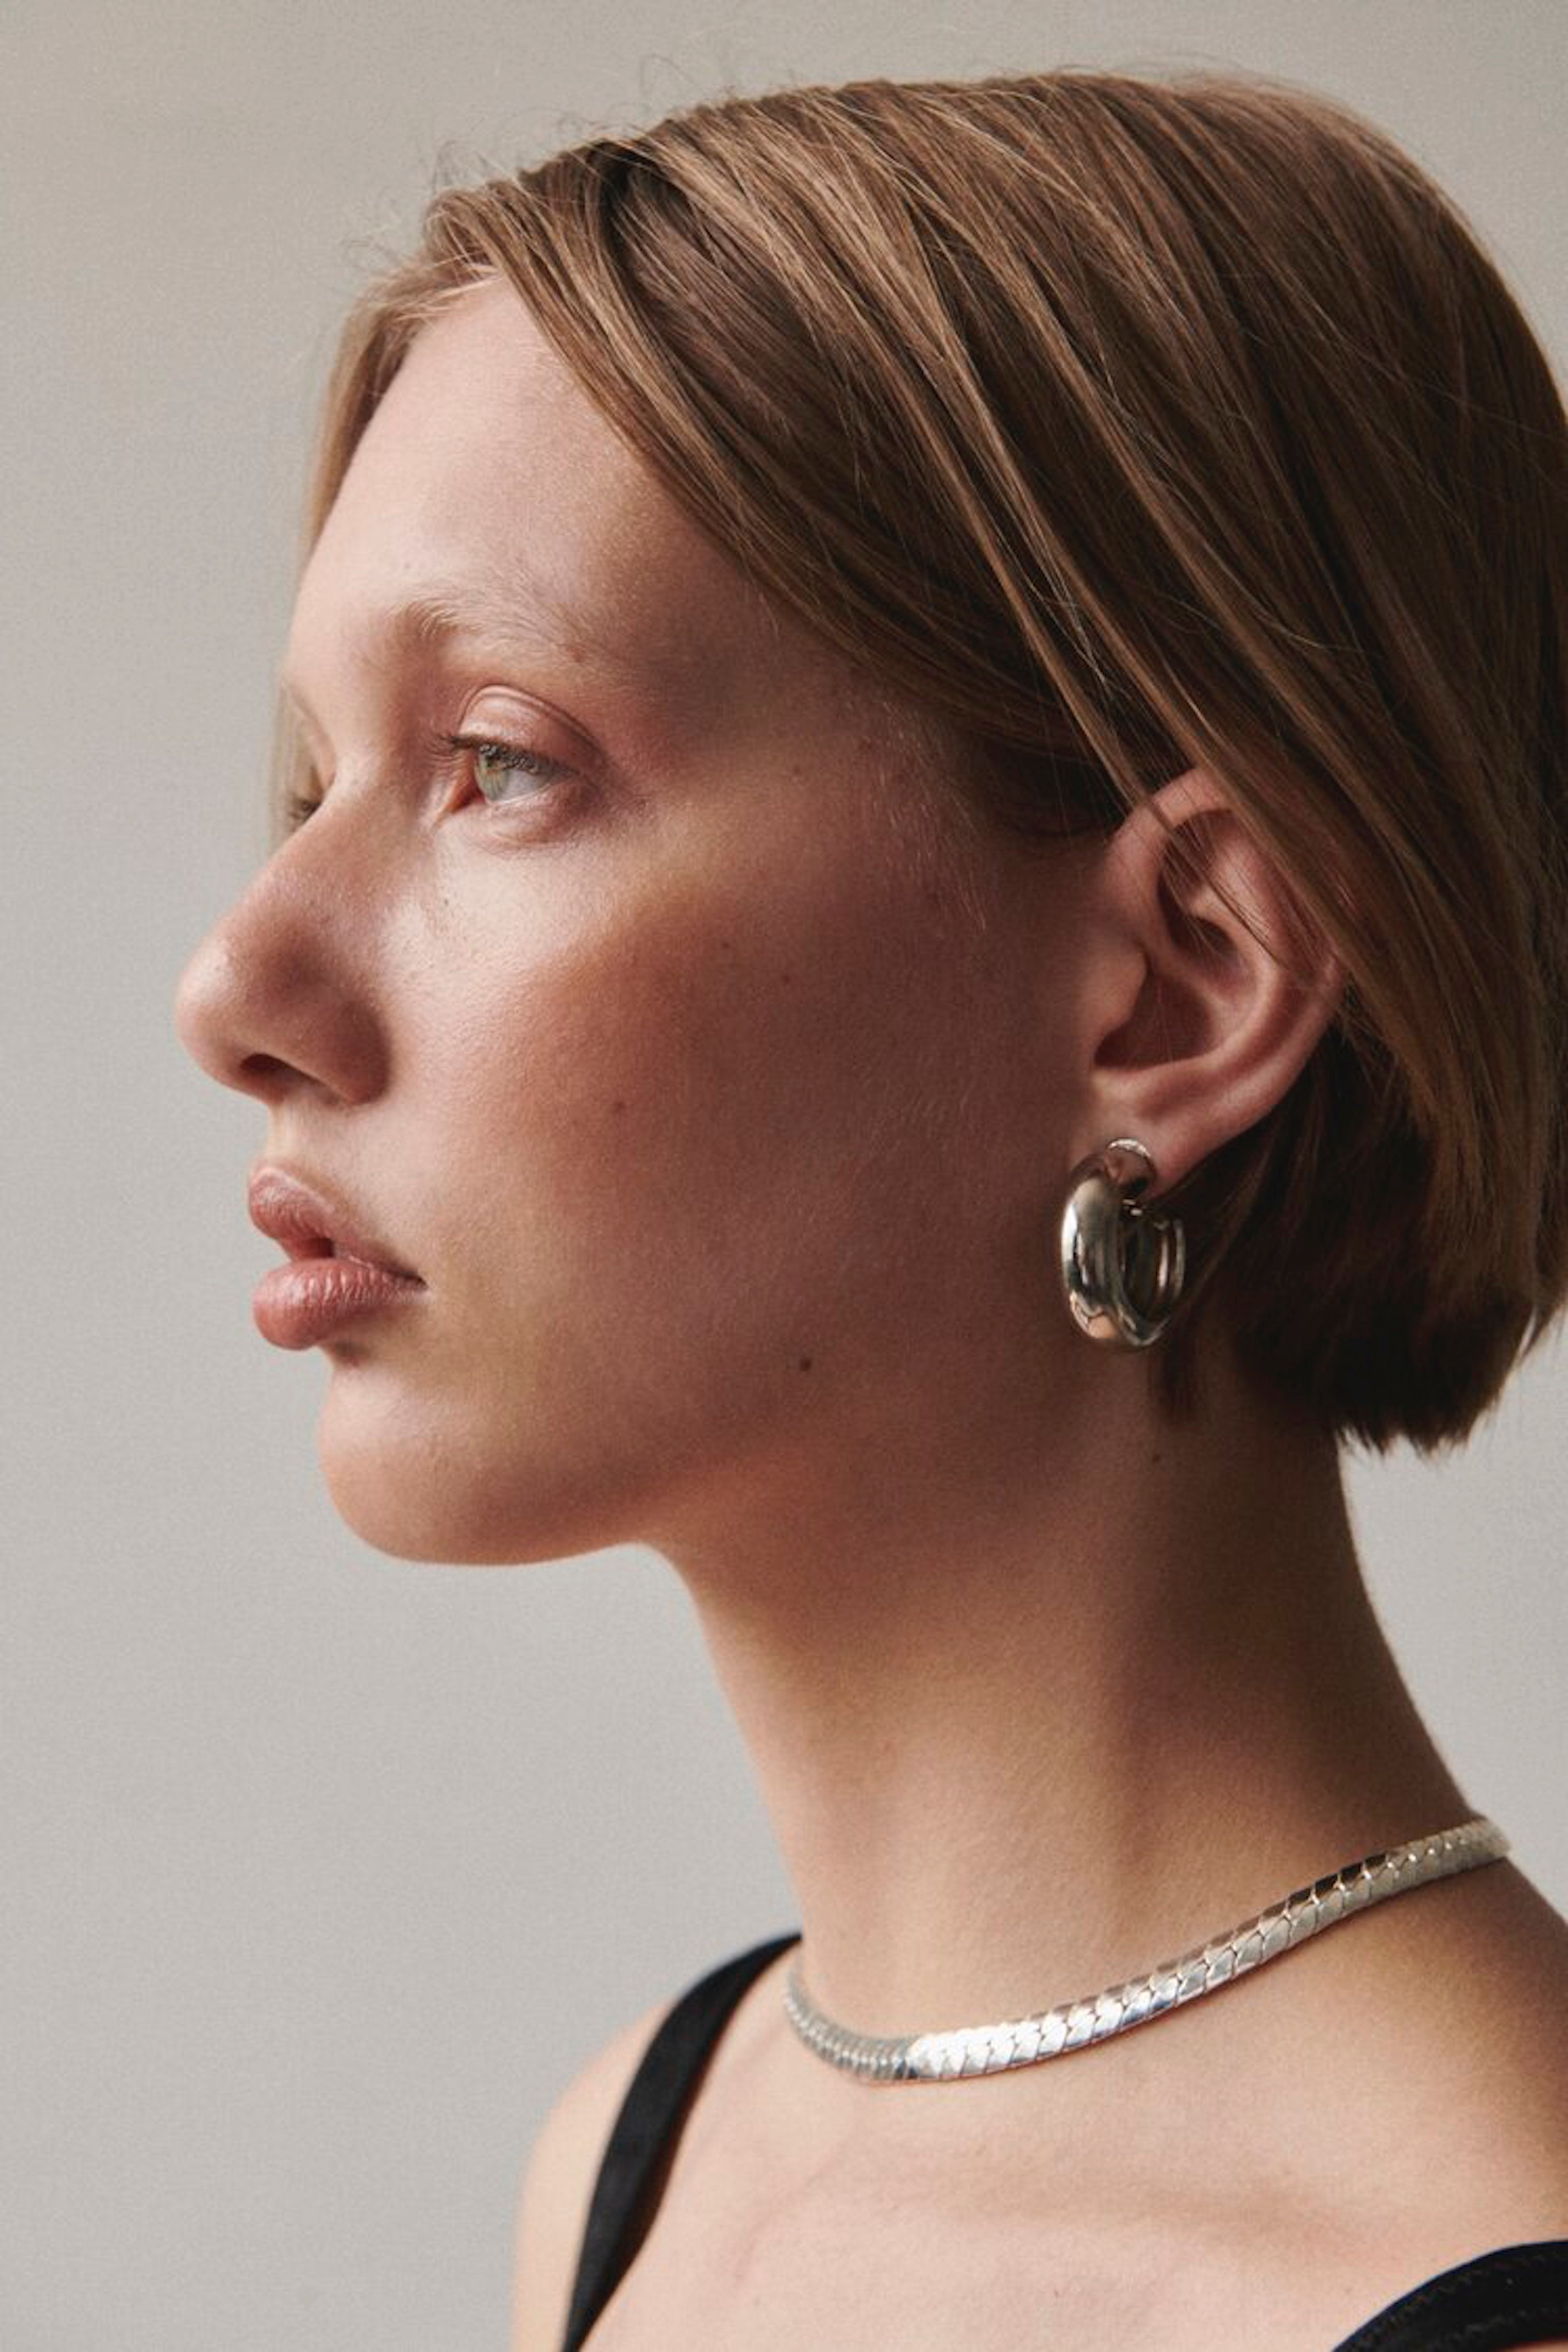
[
  {"left": 797, "top": 1355, "right": 813, "bottom": 1372},
  {"left": 610, "top": 1098, "right": 627, "bottom": 1115}
]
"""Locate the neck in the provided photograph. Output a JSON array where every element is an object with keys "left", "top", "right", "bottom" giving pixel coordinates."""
[{"left": 653, "top": 1341, "right": 1465, "bottom": 2036}]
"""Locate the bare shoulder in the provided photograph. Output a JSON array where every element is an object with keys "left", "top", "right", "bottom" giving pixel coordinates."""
[
  {"left": 1272, "top": 1864, "right": 1568, "bottom": 2342},
  {"left": 508, "top": 1992, "right": 670, "bottom": 2352}
]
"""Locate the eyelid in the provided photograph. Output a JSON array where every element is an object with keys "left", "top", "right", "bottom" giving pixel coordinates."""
[{"left": 457, "top": 688, "right": 603, "bottom": 778}]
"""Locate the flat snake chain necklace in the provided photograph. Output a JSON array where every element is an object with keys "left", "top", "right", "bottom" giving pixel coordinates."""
[{"left": 783, "top": 1815, "right": 1508, "bottom": 2083}]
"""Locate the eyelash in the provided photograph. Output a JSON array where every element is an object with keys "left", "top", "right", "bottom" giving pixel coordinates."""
[{"left": 283, "top": 731, "right": 571, "bottom": 833}]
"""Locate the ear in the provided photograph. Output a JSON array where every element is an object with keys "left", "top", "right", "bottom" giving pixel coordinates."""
[{"left": 1073, "top": 768, "right": 1344, "bottom": 1192}]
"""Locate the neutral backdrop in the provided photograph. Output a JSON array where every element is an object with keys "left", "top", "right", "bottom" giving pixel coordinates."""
[{"left": 4, "top": 4, "right": 1565, "bottom": 2347}]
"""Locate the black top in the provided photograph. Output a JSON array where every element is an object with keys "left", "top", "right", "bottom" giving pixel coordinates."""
[{"left": 560, "top": 1934, "right": 1568, "bottom": 2351}]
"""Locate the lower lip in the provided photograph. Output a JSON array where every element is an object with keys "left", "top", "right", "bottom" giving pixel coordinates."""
[{"left": 252, "top": 1258, "right": 425, "bottom": 1350}]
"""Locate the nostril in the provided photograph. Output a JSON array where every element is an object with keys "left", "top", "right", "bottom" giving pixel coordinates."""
[{"left": 235, "top": 1050, "right": 318, "bottom": 1104}]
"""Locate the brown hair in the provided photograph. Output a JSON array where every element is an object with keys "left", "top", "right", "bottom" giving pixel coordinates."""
[{"left": 275, "top": 68, "right": 1568, "bottom": 1456}]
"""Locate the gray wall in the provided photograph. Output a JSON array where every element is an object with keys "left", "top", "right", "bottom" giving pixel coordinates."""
[{"left": 4, "top": 3, "right": 1565, "bottom": 2346}]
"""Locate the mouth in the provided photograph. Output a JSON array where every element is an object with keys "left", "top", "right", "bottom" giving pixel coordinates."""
[
  {"left": 286, "top": 1233, "right": 353, "bottom": 1264},
  {"left": 247, "top": 1164, "right": 424, "bottom": 1284}
]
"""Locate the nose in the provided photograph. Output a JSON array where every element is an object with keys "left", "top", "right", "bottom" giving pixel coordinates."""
[{"left": 173, "top": 835, "right": 387, "bottom": 1108}]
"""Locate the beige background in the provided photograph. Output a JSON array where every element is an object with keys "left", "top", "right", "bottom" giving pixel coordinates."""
[{"left": 4, "top": 3, "right": 1565, "bottom": 2346}]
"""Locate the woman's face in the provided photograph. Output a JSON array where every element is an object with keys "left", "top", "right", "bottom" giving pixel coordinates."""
[{"left": 175, "top": 279, "right": 1086, "bottom": 1565}]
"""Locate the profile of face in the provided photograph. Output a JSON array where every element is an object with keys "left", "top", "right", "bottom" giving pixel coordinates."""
[{"left": 174, "top": 278, "right": 1098, "bottom": 1567}]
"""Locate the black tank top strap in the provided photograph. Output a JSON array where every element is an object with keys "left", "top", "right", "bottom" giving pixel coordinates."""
[
  {"left": 1333, "top": 2239, "right": 1568, "bottom": 2349},
  {"left": 559, "top": 1931, "right": 801, "bottom": 2352}
]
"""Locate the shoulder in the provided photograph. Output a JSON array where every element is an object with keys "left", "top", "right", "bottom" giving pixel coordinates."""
[
  {"left": 508, "top": 1934, "right": 798, "bottom": 2352},
  {"left": 508, "top": 1991, "right": 670, "bottom": 2352}
]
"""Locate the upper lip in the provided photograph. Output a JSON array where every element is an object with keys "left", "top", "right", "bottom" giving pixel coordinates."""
[{"left": 247, "top": 1164, "right": 422, "bottom": 1281}]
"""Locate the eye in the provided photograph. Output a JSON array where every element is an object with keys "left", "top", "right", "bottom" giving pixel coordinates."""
[
  {"left": 282, "top": 775, "right": 325, "bottom": 835},
  {"left": 278, "top": 735, "right": 573, "bottom": 837},
  {"left": 450, "top": 734, "right": 572, "bottom": 806}
]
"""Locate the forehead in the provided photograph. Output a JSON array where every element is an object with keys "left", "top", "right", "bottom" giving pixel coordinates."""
[{"left": 282, "top": 278, "right": 806, "bottom": 729}]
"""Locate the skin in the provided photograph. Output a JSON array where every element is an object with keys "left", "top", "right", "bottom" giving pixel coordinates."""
[{"left": 175, "top": 280, "right": 1568, "bottom": 2348}]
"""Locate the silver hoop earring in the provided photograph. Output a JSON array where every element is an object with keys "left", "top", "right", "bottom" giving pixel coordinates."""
[{"left": 1059, "top": 1138, "right": 1187, "bottom": 1349}]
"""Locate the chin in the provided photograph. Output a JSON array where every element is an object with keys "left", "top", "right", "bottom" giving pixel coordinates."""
[{"left": 314, "top": 1381, "right": 638, "bottom": 1566}]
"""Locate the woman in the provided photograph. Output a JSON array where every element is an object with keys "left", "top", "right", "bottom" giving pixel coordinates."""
[{"left": 174, "top": 66, "right": 1568, "bottom": 2351}]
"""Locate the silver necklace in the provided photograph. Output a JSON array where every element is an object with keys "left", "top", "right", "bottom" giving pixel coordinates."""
[{"left": 784, "top": 1815, "right": 1507, "bottom": 2083}]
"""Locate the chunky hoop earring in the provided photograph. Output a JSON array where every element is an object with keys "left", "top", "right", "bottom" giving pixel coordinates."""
[{"left": 1059, "top": 1138, "right": 1187, "bottom": 1349}]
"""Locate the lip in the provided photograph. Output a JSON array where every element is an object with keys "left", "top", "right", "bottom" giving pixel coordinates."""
[
  {"left": 251, "top": 1254, "right": 424, "bottom": 1350},
  {"left": 247, "top": 1163, "right": 422, "bottom": 1282},
  {"left": 246, "top": 1165, "right": 424, "bottom": 1352}
]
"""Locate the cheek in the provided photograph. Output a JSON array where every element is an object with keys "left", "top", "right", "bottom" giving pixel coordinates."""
[{"left": 408, "top": 853, "right": 994, "bottom": 1417}]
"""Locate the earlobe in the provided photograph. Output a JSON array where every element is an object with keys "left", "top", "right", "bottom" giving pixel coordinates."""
[{"left": 1079, "top": 770, "right": 1344, "bottom": 1192}]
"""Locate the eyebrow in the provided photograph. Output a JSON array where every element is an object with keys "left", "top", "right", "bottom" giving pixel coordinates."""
[{"left": 275, "top": 572, "right": 633, "bottom": 719}]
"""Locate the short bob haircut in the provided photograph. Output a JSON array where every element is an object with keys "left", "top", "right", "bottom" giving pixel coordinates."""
[{"left": 273, "top": 68, "right": 1568, "bottom": 1459}]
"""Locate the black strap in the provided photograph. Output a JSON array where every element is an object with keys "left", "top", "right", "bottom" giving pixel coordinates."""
[
  {"left": 1333, "top": 2241, "right": 1568, "bottom": 2350},
  {"left": 559, "top": 1932, "right": 801, "bottom": 2352}
]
